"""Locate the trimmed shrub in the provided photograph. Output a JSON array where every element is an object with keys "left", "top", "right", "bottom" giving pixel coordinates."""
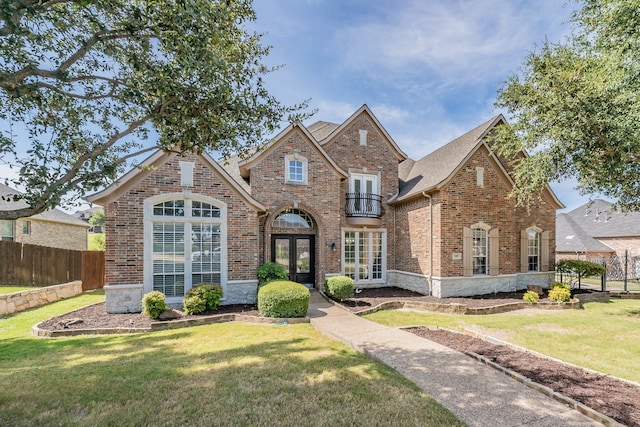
[
  {"left": 324, "top": 276, "right": 354, "bottom": 302},
  {"left": 548, "top": 282, "right": 571, "bottom": 302},
  {"left": 183, "top": 283, "right": 223, "bottom": 315},
  {"left": 142, "top": 291, "right": 167, "bottom": 319},
  {"left": 523, "top": 290, "right": 539, "bottom": 303},
  {"left": 257, "top": 262, "right": 289, "bottom": 287},
  {"left": 258, "top": 280, "right": 310, "bottom": 318}
]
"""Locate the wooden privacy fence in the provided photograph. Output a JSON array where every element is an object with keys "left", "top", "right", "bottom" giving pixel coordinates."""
[{"left": 0, "top": 241, "right": 104, "bottom": 290}]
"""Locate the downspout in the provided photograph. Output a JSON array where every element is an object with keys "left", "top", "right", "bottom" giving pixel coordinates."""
[{"left": 422, "top": 191, "right": 433, "bottom": 295}]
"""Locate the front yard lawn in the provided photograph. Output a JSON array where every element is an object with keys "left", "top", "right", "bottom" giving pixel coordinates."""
[
  {"left": 0, "top": 292, "right": 463, "bottom": 426},
  {"left": 364, "top": 299, "right": 640, "bottom": 383}
]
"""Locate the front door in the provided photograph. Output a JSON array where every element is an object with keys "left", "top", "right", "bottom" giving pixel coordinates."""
[{"left": 272, "top": 235, "right": 314, "bottom": 285}]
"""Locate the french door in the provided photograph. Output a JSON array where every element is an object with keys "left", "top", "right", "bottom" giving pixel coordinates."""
[{"left": 271, "top": 235, "right": 314, "bottom": 285}]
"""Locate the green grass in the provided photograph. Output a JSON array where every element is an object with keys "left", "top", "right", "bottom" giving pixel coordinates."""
[
  {"left": 364, "top": 299, "right": 640, "bottom": 383},
  {"left": 0, "top": 286, "right": 37, "bottom": 295},
  {"left": 0, "top": 291, "right": 463, "bottom": 426}
]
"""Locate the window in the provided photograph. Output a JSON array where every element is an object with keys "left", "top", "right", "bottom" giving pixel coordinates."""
[
  {"left": 521, "top": 227, "right": 549, "bottom": 273},
  {"left": 527, "top": 230, "right": 540, "bottom": 272},
  {"left": 343, "top": 230, "right": 385, "bottom": 283},
  {"left": 0, "top": 220, "right": 14, "bottom": 241},
  {"left": 284, "top": 154, "right": 308, "bottom": 185},
  {"left": 273, "top": 209, "right": 313, "bottom": 229},
  {"left": 463, "top": 224, "right": 498, "bottom": 276},
  {"left": 145, "top": 195, "right": 226, "bottom": 301},
  {"left": 22, "top": 220, "right": 31, "bottom": 235},
  {"left": 472, "top": 228, "right": 487, "bottom": 275}
]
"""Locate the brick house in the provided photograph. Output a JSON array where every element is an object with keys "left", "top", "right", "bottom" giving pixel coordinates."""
[
  {"left": 0, "top": 183, "right": 89, "bottom": 251},
  {"left": 87, "top": 105, "right": 563, "bottom": 312},
  {"left": 557, "top": 199, "right": 640, "bottom": 260}
]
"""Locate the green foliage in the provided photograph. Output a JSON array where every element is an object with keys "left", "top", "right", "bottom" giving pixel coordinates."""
[
  {"left": 256, "top": 262, "right": 289, "bottom": 287},
  {"left": 88, "top": 233, "right": 105, "bottom": 251},
  {"left": 0, "top": 0, "right": 310, "bottom": 220},
  {"left": 142, "top": 291, "right": 167, "bottom": 319},
  {"left": 556, "top": 260, "right": 606, "bottom": 278},
  {"left": 258, "top": 281, "right": 310, "bottom": 318},
  {"left": 88, "top": 210, "right": 105, "bottom": 227},
  {"left": 548, "top": 283, "right": 571, "bottom": 303},
  {"left": 523, "top": 290, "right": 539, "bottom": 303},
  {"left": 324, "top": 276, "right": 354, "bottom": 302},
  {"left": 183, "top": 283, "right": 223, "bottom": 315},
  {"left": 493, "top": 0, "right": 640, "bottom": 211}
]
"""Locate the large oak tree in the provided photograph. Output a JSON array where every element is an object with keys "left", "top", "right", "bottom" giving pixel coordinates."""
[
  {"left": 0, "top": 0, "right": 307, "bottom": 219},
  {"left": 494, "top": 0, "right": 640, "bottom": 211}
]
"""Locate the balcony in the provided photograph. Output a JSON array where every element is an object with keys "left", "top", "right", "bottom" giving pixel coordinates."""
[{"left": 345, "top": 193, "right": 383, "bottom": 226}]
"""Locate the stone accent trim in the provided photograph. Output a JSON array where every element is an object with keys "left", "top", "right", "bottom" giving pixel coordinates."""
[
  {"left": 0, "top": 281, "right": 82, "bottom": 315},
  {"left": 387, "top": 270, "right": 431, "bottom": 295},
  {"left": 432, "top": 272, "right": 555, "bottom": 298},
  {"left": 226, "top": 279, "right": 258, "bottom": 304},
  {"left": 105, "top": 284, "right": 144, "bottom": 313}
]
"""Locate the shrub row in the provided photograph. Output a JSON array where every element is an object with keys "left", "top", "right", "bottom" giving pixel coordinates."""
[{"left": 258, "top": 280, "right": 310, "bottom": 318}]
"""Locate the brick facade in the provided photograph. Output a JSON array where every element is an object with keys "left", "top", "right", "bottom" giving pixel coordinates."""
[
  {"left": 15, "top": 218, "right": 87, "bottom": 251},
  {"left": 92, "top": 107, "right": 561, "bottom": 310}
]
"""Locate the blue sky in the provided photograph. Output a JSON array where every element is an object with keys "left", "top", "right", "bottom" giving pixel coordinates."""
[
  {"left": 0, "top": 0, "right": 603, "bottom": 212},
  {"left": 249, "top": 0, "right": 597, "bottom": 212}
]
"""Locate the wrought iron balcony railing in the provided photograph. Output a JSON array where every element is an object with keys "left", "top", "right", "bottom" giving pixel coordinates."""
[{"left": 345, "top": 193, "right": 383, "bottom": 218}]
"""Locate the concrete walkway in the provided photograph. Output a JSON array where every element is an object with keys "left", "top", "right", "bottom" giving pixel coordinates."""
[{"left": 308, "top": 291, "right": 600, "bottom": 426}]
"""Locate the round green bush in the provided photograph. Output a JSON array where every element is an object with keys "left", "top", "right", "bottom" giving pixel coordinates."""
[
  {"left": 523, "top": 290, "right": 539, "bottom": 303},
  {"left": 324, "top": 275, "right": 354, "bottom": 302},
  {"left": 257, "top": 262, "right": 289, "bottom": 287},
  {"left": 142, "top": 291, "right": 167, "bottom": 319},
  {"left": 548, "top": 283, "right": 571, "bottom": 302},
  {"left": 183, "top": 283, "right": 223, "bottom": 315},
  {"left": 258, "top": 280, "right": 310, "bottom": 318}
]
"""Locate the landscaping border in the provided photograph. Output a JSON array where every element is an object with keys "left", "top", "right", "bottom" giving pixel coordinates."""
[
  {"left": 31, "top": 302, "right": 309, "bottom": 338},
  {"left": 1, "top": 281, "right": 82, "bottom": 316}
]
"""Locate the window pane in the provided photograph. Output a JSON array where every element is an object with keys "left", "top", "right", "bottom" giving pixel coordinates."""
[
  {"left": 152, "top": 222, "right": 185, "bottom": 297},
  {"left": 0, "top": 220, "right": 14, "bottom": 241},
  {"left": 273, "top": 209, "right": 313, "bottom": 228},
  {"left": 472, "top": 228, "right": 487, "bottom": 275},
  {"left": 344, "top": 232, "right": 355, "bottom": 279},
  {"left": 191, "top": 223, "right": 222, "bottom": 285},
  {"left": 153, "top": 200, "right": 185, "bottom": 217},
  {"left": 289, "top": 160, "right": 303, "bottom": 182},
  {"left": 275, "top": 238, "right": 290, "bottom": 274},
  {"left": 358, "top": 232, "right": 369, "bottom": 281},
  {"left": 296, "top": 238, "right": 310, "bottom": 274},
  {"left": 528, "top": 231, "right": 539, "bottom": 271}
]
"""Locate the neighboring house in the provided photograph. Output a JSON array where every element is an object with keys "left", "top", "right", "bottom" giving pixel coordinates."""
[
  {"left": 87, "top": 105, "right": 563, "bottom": 313},
  {"left": 557, "top": 199, "right": 640, "bottom": 260},
  {"left": 74, "top": 206, "right": 105, "bottom": 233},
  {"left": 0, "top": 183, "right": 89, "bottom": 250}
]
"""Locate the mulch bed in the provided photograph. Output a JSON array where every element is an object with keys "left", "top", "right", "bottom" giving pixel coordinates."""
[
  {"left": 408, "top": 328, "right": 640, "bottom": 427},
  {"left": 37, "top": 303, "right": 260, "bottom": 331},
  {"left": 37, "top": 286, "right": 639, "bottom": 425}
]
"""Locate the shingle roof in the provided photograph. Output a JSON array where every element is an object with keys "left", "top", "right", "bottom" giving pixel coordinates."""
[
  {"left": 0, "top": 183, "right": 89, "bottom": 227},
  {"left": 556, "top": 213, "right": 614, "bottom": 253},
  {"left": 393, "top": 115, "right": 503, "bottom": 202},
  {"left": 561, "top": 199, "right": 640, "bottom": 238},
  {"left": 307, "top": 121, "right": 340, "bottom": 142}
]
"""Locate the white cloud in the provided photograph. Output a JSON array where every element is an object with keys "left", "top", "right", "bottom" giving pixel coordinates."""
[{"left": 333, "top": 0, "right": 573, "bottom": 86}]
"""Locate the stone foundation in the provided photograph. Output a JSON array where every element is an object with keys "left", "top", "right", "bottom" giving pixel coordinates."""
[
  {"left": 226, "top": 280, "right": 258, "bottom": 304},
  {"left": 387, "top": 270, "right": 431, "bottom": 295},
  {"left": 0, "top": 281, "right": 83, "bottom": 315},
  {"left": 432, "top": 272, "right": 555, "bottom": 298}
]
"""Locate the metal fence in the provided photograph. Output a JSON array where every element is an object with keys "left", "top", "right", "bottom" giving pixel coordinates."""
[{"left": 576, "top": 250, "right": 640, "bottom": 292}]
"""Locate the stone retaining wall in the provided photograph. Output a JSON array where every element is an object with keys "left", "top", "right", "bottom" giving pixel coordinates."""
[{"left": 0, "top": 281, "right": 83, "bottom": 315}]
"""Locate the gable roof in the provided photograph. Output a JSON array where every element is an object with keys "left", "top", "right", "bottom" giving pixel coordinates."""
[
  {"left": 392, "top": 115, "right": 506, "bottom": 202},
  {"left": 307, "top": 121, "right": 340, "bottom": 141},
  {"left": 560, "top": 199, "right": 640, "bottom": 239},
  {"left": 237, "top": 123, "right": 348, "bottom": 179},
  {"left": 318, "top": 104, "right": 408, "bottom": 161},
  {"left": 0, "top": 183, "right": 89, "bottom": 227},
  {"left": 556, "top": 212, "right": 615, "bottom": 254},
  {"left": 86, "top": 151, "right": 266, "bottom": 212}
]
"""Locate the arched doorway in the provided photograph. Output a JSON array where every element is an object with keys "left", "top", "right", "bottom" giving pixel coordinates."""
[{"left": 270, "top": 209, "right": 315, "bottom": 286}]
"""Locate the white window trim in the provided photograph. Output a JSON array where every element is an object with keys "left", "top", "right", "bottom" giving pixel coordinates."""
[
  {"left": 526, "top": 225, "right": 542, "bottom": 272},
  {"left": 341, "top": 227, "right": 387, "bottom": 285},
  {"left": 143, "top": 192, "right": 227, "bottom": 303},
  {"left": 284, "top": 153, "right": 308, "bottom": 185},
  {"left": 348, "top": 170, "right": 380, "bottom": 194}
]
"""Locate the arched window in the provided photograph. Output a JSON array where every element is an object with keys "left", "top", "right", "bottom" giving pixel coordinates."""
[
  {"left": 527, "top": 229, "right": 540, "bottom": 272},
  {"left": 273, "top": 209, "right": 314, "bottom": 229},
  {"left": 144, "top": 194, "right": 226, "bottom": 301}
]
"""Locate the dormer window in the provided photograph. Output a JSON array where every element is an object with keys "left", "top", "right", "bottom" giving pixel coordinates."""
[{"left": 285, "top": 153, "right": 308, "bottom": 185}]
